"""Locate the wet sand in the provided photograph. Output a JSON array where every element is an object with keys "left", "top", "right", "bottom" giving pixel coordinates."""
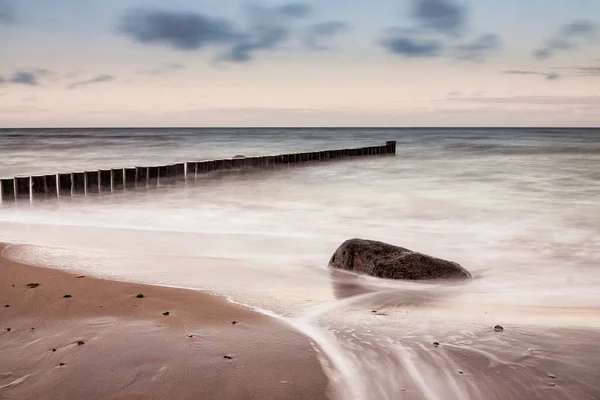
[{"left": 0, "top": 243, "right": 328, "bottom": 400}]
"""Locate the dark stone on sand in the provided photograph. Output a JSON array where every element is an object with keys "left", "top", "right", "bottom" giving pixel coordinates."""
[
  {"left": 328, "top": 239, "right": 471, "bottom": 280},
  {"left": 26, "top": 283, "right": 40, "bottom": 289},
  {"left": 433, "top": 342, "right": 440, "bottom": 346},
  {"left": 494, "top": 325, "right": 504, "bottom": 332},
  {"left": 76, "top": 275, "right": 85, "bottom": 279},
  {"left": 52, "top": 348, "right": 57, "bottom": 352},
  {"left": 77, "top": 341, "right": 85, "bottom": 346},
  {"left": 232, "top": 155, "right": 246, "bottom": 159},
  {"left": 162, "top": 311, "right": 170, "bottom": 316},
  {"left": 59, "top": 362, "right": 65, "bottom": 366},
  {"left": 223, "top": 355, "right": 233, "bottom": 359},
  {"left": 136, "top": 293, "right": 144, "bottom": 298},
  {"left": 458, "top": 371, "right": 464, "bottom": 375},
  {"left": 232, "top": 321, "right": 237, "bottom": 325},
  {"left": 6, "top": 328, "right": 11, "bottom": 332},
  {"left": 548, "top": 374, "right": 556, "bottom": 379},
  {"left": 371, "top": 310, "right": 377, "bottom": 313},
  {"left": 63, "top": 294, "right": 72, "bottom": 298},
  {"left": 4, "top": 304, "right": 9, "bottom": 307}
]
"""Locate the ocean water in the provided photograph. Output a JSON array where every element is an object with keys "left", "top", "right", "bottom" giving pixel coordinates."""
[{"left": 1, "top": 128, "right": 599, "bottom": 400}]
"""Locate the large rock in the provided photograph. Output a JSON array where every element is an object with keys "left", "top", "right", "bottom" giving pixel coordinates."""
[{"left": 328, "top": 238, "right": 471, "bottom": 280}]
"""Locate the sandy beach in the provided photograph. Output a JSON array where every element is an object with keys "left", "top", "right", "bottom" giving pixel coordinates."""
[{"left": 0, "top": 243, "right": 328, "bottom": 400}]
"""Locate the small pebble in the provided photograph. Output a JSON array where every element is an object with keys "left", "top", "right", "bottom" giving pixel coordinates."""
[
  {"left": 371, "top": 310, "right": 377, "bottom": 313},
  {"left": 549, "top": 383, "right": 556, "bottom": 387},
  {"left": 548, "top": 374, "right": 556, "bottom": 379},
  {"left": 493, "top": 325, "right": 504, "bottom": 332},
  {"left": 77, "top": 341, "right": 85, "bottom": 346},
  {"left": 136, "top": 293, "right": 144, "bottom": 298},
  {"left": 458, "top": 371, "right": 464, "bottom": 375},
  {"left": 528, "top": 348, "right": 535, "bottom": 352},
  {"left": 11, "top": 284, "right": 15, "bottom": 287},
  {"left": 63, "top": 294, "right": 72, "bottom": 298},
  {"left": 232, "top": 321, "right": 237, "bottom": 325},
  {"left": 51, "top": 348, "right": 57, "bottom": 352},
  {"left": 162, "top": 311, "right": 170, "bottom": 316},
  {"left": 433, "top": 342, "right": 440, "bottom": 346},
  {"left": 4, "top": 304, "right": 9, "bottom": 308},
  {"left": 187, "top": 334, "right": 194, "bottom": 338},
  {"left": 26, "top": 283, "right": 40, "bottom": 289},
  {"left": 223, "top": 355, "right": 233, "bottom": 360},
  {"left": 6, "top": 328, "right": 11, "bottom": 332},
  {"left": 76, "top": 275, "right": 85, "bottom": 278},
  {"left": 59, "top": 362, "right": 65, "bottom": 366}
]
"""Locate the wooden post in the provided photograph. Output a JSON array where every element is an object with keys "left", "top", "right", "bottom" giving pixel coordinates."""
[
  {"left": 58, "top": 173, "right": 72, "bottom": 196},
  {"left": 166, "top": 164, "right": 177, "bottom": 184},
  {"left": 386, "top": 140, "right": 396, "bottom": 154},
  {"left": 124, "top": 168, "right": 137, "bottom": 189},
  {"left": 72, "top": 172, "right": 85, "bottom": 194},
  {"left": 111, "top": 169, "right": 124, "bottom": 191},
  {"left": 45, "top": 174, "right": 58, "bottom": 198},
  {"left": 99, "top": 170, "right": 111, "bottom": 192},
  {"left": 148, "top": 167, "right": 159, "bottom": 185},
  {"left": 1, "top": 178, "right": 15, "bottom": 202},
  {"left": 14, "top": 176, "right": 30, "bottom": 200},
  {"left": 187, "top": 162, "right": 197, "bottom": 179},
  {"left": 31, "top": 176, "right": 47, "bottom": 199},
  {"left": 136, "top": 167, "right": 148, "bottom": 187},
  {"left": 85, "top": 171, "right": 99, "bottom": 194},
  {"left": 175, "top": 163, "right": 185, "bottom": 181}
]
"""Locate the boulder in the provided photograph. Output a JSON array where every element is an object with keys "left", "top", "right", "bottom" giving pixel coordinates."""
[
  {"left": 328, "top": 238, "right": 471, "bottom": 280},
  {"left": 232, "top": 155, "right": 246, "bottom": 159}
]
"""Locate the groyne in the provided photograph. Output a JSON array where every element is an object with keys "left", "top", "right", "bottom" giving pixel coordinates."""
[{"left": 0, "top": 141, "right": 396, "bottom": 203}]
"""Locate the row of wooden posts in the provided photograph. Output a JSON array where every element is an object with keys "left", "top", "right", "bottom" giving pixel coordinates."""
[{"left": 0, "top": 141, "right": 396, "bottom": 203}]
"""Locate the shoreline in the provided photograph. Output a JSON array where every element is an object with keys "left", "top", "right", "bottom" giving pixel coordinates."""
[{"left": 0, "top": 242, "right": 329, "bottom": 400}]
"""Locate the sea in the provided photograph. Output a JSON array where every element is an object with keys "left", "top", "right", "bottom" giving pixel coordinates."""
[{"left": 1, "top": 128, "right": 599, "bottom": 400}]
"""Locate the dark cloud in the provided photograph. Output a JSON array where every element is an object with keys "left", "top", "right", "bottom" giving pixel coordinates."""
[
  {"left": 304, "top": 21, "right": 350, "bottom": 49},
  {"left": 67, "top": 74, "right": 115, "bottom": 89},
  {"left": 454, "top": 33, "right": 501, "bottom": 61},
  {"left": 0, "top": 69, "right": 57, "bottom": 86},
  {"left": 502, "top": 70, "right": 560, "bottom": 81},
  {"left": 9, "top": 71, "right": 39, "bottom": 85},
  {"left": 276, "top": 3, "right": 312, "bottom": 18},
  {"left": 534, "top": 20, "right": 598, "bottom": 60},
  {"left": 381, "top": 0, "right": 501, "bottom": 62},
  {"left": 412, "top": 0, "right": 466, "bottom": 36},
  {"left": 381, "top": 31, "right": 443, "bottom": 57},
  {"left": 0, "top": 0, "right": 15, "bottom": 24},
  {"left": 119, "top": 9, "right": 238, "bottom": 50},
  {"left": 562, "top": 20, "right": 598, "bottom": 38},
  {"left": 119, "top": 3, "right": 321, "bottom": 63}
]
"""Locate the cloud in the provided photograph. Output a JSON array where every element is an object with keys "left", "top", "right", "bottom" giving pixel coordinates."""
[
  {"left": 412, "top": 0, "right": 466, "bottom": 36},
  {"left": 454, "top": 33, "right": 501, "bottom": 61},
  {"left": 380, "top": 31, "right": 443, "bottom": 57},
  {"left": 534, "top": 20, "right": 598, "bottom": 60},
  {"left": 119, "top": 3, "right": 319, "bottom": 63},
  {"left": 380, "top": 0, "right": 501, "bottom": 62},
  {"left": 119, "top": 9, "right": 238, "bottom": 50},
  {"left": 146, "top": 63, "right": 185, "bottom": 75},
  {"left": 304, "top": 21, "right": 350, "bottom": 49},
  {"left": 502, "top": 70, "right": 560, "bottom": 81},
  {"left": 67, "top": 74, "right": 115, "bottom": 89},
  {"left": 572, "top": 66, "right": 600, "bottom": 76},
  {"left": 0, "top": 0, "right": 15, "bottom": 24},
  {"left": 445, "top": 95, "right": 600, "bottom": 106}
]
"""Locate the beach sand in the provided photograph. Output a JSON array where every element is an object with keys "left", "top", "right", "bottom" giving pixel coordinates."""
[{"left": 0, "top": 243, "right": 328, "bottom": 400}]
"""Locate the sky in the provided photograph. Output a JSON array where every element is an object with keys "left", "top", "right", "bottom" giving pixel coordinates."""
[{"left": 1, "top": 0, "right": 599, "bottom": 127}]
